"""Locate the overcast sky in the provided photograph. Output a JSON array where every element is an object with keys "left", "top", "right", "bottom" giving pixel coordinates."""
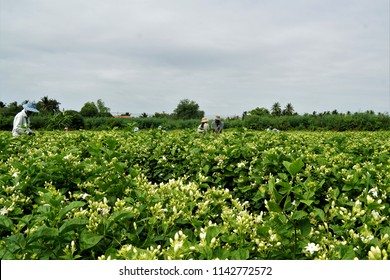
[{"left": 1, "top": 0, "right": 389, "bottom": 117}]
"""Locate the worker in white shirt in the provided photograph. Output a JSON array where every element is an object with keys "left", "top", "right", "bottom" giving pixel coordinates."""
[{"left": 12, "top": 101, "right": 39, "bottom": 137}]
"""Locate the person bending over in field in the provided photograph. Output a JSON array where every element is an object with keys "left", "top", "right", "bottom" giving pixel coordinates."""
[
  {"left": 211, "top": 116, "right": 224, "bottom": 133},
  {"left": 12, "top": 101, "right": 39, "bottom": 137},
  {"left": 197, "top": 117, "right": 210, "bottom": 133}
]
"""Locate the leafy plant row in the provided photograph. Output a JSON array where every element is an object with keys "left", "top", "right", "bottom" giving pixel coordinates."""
[
  {"left": 1, "top": 111, "right": 390, "bottom": 131},
  {"left": 0, "top": 130, "right": 389, "bottom": 259}
]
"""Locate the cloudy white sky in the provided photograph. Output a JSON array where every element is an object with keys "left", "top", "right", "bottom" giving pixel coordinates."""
[{"left": 1, "top": 0, "right": 389, "bottom": 117}]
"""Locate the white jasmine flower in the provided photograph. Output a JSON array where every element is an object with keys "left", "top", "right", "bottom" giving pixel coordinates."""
[
  {"left": 368, "top": 188, "right": 378, "bottom": 198},
  {"left": 371, "top": 210, "right": 380, "bottom": 221},
  {"left": 367, "top": 195, "right": 376, "bottom": 204},
  {"left": 242, "top": 201, "right": 249, "bottom": 207},
  {"left": 174, "top": 241, "right": 183, "bottom": 253},
  {"left": 292, "top": 200, "right": 296, "bottom": 206},
  {"left": 305, "top": 243, "right": 319, "bottom": 254},
  {"left": 101, "top": 208, "right": 110, "bottom": 215},
  {"left": 0, "top": 206, "right": 8, "bottom": 215}
]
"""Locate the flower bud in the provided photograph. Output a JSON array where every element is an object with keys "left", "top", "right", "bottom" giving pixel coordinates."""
[{"left": 368, "top": 246, "right": 381, "bottom": 260}]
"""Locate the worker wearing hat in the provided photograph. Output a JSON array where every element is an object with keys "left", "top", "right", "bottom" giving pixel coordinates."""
[
  {"left": 197, "top": 117, "right": 210, "bottom": 133},
  {"left": 12, "top": 101, "right": 39, "bottom": 137},
  {"left": 211, "top": 116, "right": 224, "bottom": 133}
]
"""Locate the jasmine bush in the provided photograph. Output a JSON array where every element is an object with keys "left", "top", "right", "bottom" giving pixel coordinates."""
[{"left": 0, "top": 130, "right": 389, "bottom": 259}]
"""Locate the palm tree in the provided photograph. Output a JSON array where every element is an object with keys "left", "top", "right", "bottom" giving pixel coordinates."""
[
  {"left": 250, "top": 107, "right": 270, "bottom": 116},
  {"left": 271, "top": 102, "right": 282, "bottom": 116},
  {"left": 37, "top": 96, "right": 60, "bottom": 114},
  {"left": 283, "top": 103, "right": 295, "bottom": 116}
]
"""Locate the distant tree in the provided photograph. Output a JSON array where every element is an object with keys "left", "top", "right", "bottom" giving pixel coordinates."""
[
  {"left": 282, "top": 103, "right": 295, "bottom": 116},
  {"left": 153, "top": 111, "right": 171, "bottom": 118},
  {"left": 4, "top": 102, "right": 22, "bottom": 117},
  {"left": 249, "top": 107, "right": 270, "bottom": 116},
  {"left": 80, "top": 102, "right": 99, "bottom": 117},
  {"left": 96, "top": 99, "right": 111, "bottom": 116},
  {"left": 332, "top": 110, "right": 339, "bottom": 115},
  {"left": 37, "top": 96, "right": 61, "bottom": 114},
  {"left": 271, "top": 102, "right": 282, "bottom": 116},
  {"left": 173, "top": 99, "right": 204, "bottom": 119},
  {"left": 0, "top": 102, "right": 6, "bottom": 117},
  {"left": 63, "top": 110, "right": 84, "bottom": 129},
  {"left": 140, "top": 112, "right": 148, "bottom": 118}
]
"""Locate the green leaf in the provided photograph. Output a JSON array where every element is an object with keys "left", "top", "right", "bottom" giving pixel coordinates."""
[
  {"left": 220, "top": 234, "right": 238, "bottom": 244},
  {"left": 297, "top": 218, "right": 312, "bottom": 236},
  {"left": 37, "top": 226, "right": 59, "bottom": 237},
  {"left": 283, "top": 159, "right": 304, "bottom": 177},
  {"left": 278, "top": 181, "right": 292, "bottom": 194},
  {"left": 313, "top": 208, "right": 325, "bottom": 221},
  {"left": 380, "top": 227, "right": 390, "bottom": 236},
  {"left": 267, "top": 201, "right": 282, "bottom": 213},
  {"left": 0, "top": 215, "right": 13, "bottom": 230},
  {"left": 80, "top": 230, "right": 103, "bottom": 251},
  {"left": 29, "top": 225, "right": 58, "bottom": 243},
  {"left": 339, "top": 245, "right": 355, "bottom": 260},
  {"left": 106, "top": 210, "right": 134, "bottom": 229},
  {"left": 104, "top": 137, "right": 118, "bottom": 149},
  {"left": 230, "top": 248, "right": 249, "bottom": 260},
  {"left": 206, "top": 226, "right": 223, "bottom": 244},
  {"left": 332, "top": 187, "right": 340, "bottom": 199},
  {"left": 128, "top": 167, "right": 138, "bottom": 177},
  {"left": 59, "top": 201, "right": 86, "bottom": 220},
  {"left": 4, "top": 233, "right": 26, "bottom": 251},
  {"left": 300, "top": 199, "right": 314, "bottom": 206},
  {"left": 213, "top": 248, "right": 231, "bottom": 260},
  {"left": 237, "top": 184, "right": 253, "bottom": 193},
  {"left": 59, "top": 218, "right": 88, "bottom": 235},
  {"left": 268, "top": 178, "right": 282, "bottom": 203},
  {"left": 329, "top": 224, "right": 344, "bottom": 236},
  {"left": 283, "top": 195, "right": 293, "bottom": 212},
  {"left": 292, "top": 210, "right": 307, "bottom": 221}
]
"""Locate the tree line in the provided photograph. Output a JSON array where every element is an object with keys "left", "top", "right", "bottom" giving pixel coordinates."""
[{"left": 1, "top": 97, "right": 389, "bottom": 131}]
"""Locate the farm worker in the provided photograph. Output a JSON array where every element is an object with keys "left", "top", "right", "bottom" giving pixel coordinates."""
[
  {"left": 158, "top": 125, "right": 169, "bottom": 133},
  {"left": 197, "top": 117, "right": 210, "bottom": 133},
  {"left": 12, "top": 101, "right": 39, "bottom": 137},
  {"left": 211, "top": 116, "right": 224, "bottom": 133}
]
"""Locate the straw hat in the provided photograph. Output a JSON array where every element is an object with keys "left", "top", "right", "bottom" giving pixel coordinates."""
[
  {"left": 23, "top": 101, "right": 39, "bottom": 113},
  {"left": 201, "top": 117, "right": 208, "bottom": 122},
  {"left": 215, "top": 116, "right": 221, "bottom": 120}
]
